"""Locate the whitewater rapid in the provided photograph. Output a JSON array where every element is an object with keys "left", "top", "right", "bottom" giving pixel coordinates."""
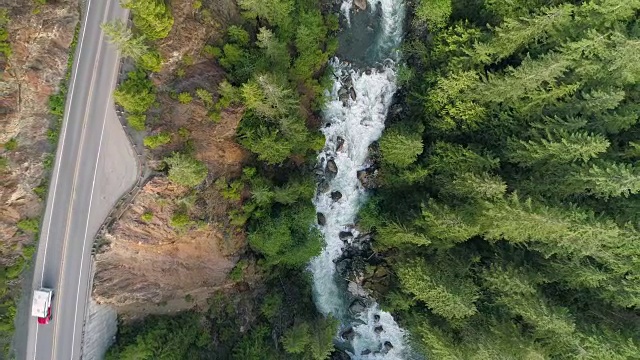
[{"left": 309, "top": 0, "right": 409, "bottom": 358}]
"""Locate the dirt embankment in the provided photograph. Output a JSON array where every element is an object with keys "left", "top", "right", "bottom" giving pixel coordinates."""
[
  {"left": 0, "top": 2, "right": 78, "bottom": 267},
  {"left": 92, "top": 0, "right": 250, "bottom": 316}
]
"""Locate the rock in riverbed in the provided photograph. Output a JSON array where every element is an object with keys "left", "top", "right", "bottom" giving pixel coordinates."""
[
  {"left": 317, "top": 212, "right": 326, "bottom": 226},
  {"left": 326, "top": 159, "right": 338, "bottom": 174}
]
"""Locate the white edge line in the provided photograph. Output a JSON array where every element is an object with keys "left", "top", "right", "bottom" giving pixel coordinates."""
[
  {"left": 33, "top": 0, "right": 92, "bottom": 357},
  {"left": 69, "top": 7, "right": 126, "bottom": 359},
  {"left": 49, "top": 0, "right": 114, "bottom": 356},
  {"left": 69, "top": 76, "right": 110, "bottom": 360}
]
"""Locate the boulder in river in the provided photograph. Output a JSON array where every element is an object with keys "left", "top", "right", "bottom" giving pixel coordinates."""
[
  {"left": 361, "top": 349, "right": 372, "bottom": 355},
  {"left": 317, "top": 180, "right": 330, "bottom": 194},
  {"left": 350, "top": 87, "right": 357, "bottom": 101},
  {"left": 374, "top": 325, "right": 384, "bottom": 334},
  {"left": 326, "top": 159, "right": 338, "bottom": 174},
  {"left": 341, "top": 327, "right": 355, "bottom": 341},
  {"left": 338, "top": 87, "right": 349, "bottom": 105},
  {"left": 349, "top": 299, "right": 366, "bottom": 314},
  {"left": 317, "top": 212, "right": 326, "bottom": 226},
  {"left": 331, "top": 191, "right": 343, "bottom": 201},
  {"left": 374, "top": 314, "right": 380, "bottom": 322},
  {"left": 339, "top": 231, "right": 354, "bottom": 241},
  {"left": 336, "top": 258, "right": 350, "bottom": 276},
  {"left": 336, "top": 136, "right": 345, "bottom": 152},
  {"left": 383, "top": 341, "right": 394, "bottom": 353},
  {"left": 354, "top": 0, "right": 367, "bottom": 10},
  {"left": 357, "top": 168, "right": 379, "bottom": 189}
]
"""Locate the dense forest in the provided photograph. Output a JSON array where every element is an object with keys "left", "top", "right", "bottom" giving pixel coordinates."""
[
  {"left": 105, "top": 0, "right": 640, "bottom": 358},
  {"left": 105, "top": 0, "right": 340, "bottom": 358},
  {"left": 365, "top": 0, "right": 640, "bottom": 357}
]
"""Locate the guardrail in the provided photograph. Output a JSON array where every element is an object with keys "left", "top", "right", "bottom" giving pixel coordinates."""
[{"left": 79, "top": 20, "right": 149, "bottom": 358}]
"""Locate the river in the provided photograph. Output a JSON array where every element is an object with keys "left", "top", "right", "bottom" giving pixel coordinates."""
[{"left": 309, "top": 0, "right": 410, "bottom": 358}]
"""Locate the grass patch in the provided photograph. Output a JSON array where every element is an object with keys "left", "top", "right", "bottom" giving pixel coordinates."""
[
  {"left": 3, "top": 138, "right": 17, "bottom": 151},
  {"left": 141, "top": 211, "right": 153, "bottom": 222},
  {"left": 170, "top": 212, "right": 193, "bottom": 229},
  {"left": 16, "top": 218, "right": 39, "bottom": 234}
]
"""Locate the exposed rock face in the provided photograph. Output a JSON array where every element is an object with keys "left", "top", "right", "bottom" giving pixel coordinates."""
[
  {"left": 93, "top": 177, "right": 239, "bottom": 312},
  {"left": 317, "top": 212, "right": 326, "bottom": 226},
  {"left": 94, "top": 1, "right": 251, "bottom": 311},
  {"left": 155, "top": 0, "right": 240, "bottom": 81},
  {"left": 0, "top": 2, "right": 79, "bottom": 260},
  {"left": 326, "top": 159, "right": 338, "bottom": 174},
  {"left": 357, "top": 168, "right": 379, "bottom": 189}
]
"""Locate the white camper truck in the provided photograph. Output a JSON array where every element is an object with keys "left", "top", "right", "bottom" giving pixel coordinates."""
[{"left": 31, "top": 288, "right": 53, "bottom": 325}]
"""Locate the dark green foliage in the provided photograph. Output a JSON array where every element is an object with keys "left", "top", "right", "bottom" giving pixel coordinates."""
[
  {"left": 3, "top": 138, "right": 16, "bottom": 151},
  {"left": 365, "top": 0, "right": 640, "bottom": 357},
  {"left": 121, "top": 0, "right": 174, "bottom": 40},
  {"left": 164, "top": 152, "right": 208, "bottom": 187},
  {"left": 144, "top": 132, "right": 171, "bottom": 149},
  {"left": 114, "top": 70, "right": 155, "bottom": 114},
  {"left": 101, "top": 20, "right": 149, "bottom": 60},
  {"left": 212, "top": 0, "right": 336, "bottom": 163},
  {"left": 127, "top": 113, "right": 146, "bottom": 131},
  {"left": 138, "top": 49, "right": 162, "bottom": 72},
  {"left": 0, "top": 9, "right": 10, "bottom": 59},
  {"left": 248, "top": 203, "right": 322, "bottom": 268},
  {"left": 16, "top": 218, "right": 39, "bottom": 234},
  {"left": 105, "top": 312, "right": 211, "bottom": 359},
  {"left": 379, "top": 125, "right": 424, "bottom": 168}
]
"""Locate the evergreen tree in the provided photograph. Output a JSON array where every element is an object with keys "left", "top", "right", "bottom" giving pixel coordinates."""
[
  {"left": 379, "top": 127, "right": 424, "bottom": 168},
  {"left": 396, "top": 256, "right": 480, "bottom": 321},
  {"left": 121, "top": 0, "right": 174, "bottom": 40},
  {"left": 507, "top": 130, "right": 610, "bottom": 167},
  {"left": 101, "top": 20, "right": 149, "bottom": 60}
]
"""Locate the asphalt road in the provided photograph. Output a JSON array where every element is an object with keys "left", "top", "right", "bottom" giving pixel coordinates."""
[{"left": 24, "top": 0, "right": 135, "bottom": 359}]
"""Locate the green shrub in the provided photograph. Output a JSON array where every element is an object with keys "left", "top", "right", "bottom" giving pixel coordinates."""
[
  {"left": 122, "top": 0, "right": 174, "bottom": 40},
  {"left": 229, "top": 259, "right": 248, "bottom": 282},
  {"left": 141, "top": 211, "right": 153, "bottom": 222},
  {"left": 215, "top": 177, "right": 244, "bottom": 201},
  {"left": 170, "top": 212, "right": 192, "bottom": 229},
  {"left": 227, "top": 25, "right": 250, "bottom": 46},
  {"left": 178, "top": 92, "right": 193, "bottom": 104},
  {"left": 178, "top": 127, "right": 190, "bottom": 139},
  {"left": 3, "top": 138, "right": 17, "bottom": 151},
  {"left": 144, "top": 132, "right": 171, "bottom": 149},
  {"left": 0, "top": 10, "right": 11, "bottom": 59},
  {"left": 203, "top": 45, "right": 222, "bottom": 59},
  {"left": 34, "top": 180, "right": 48, "bottom": 199},
  {"left": 127, "top": 113, "right": 146, "bottom": 131},
  {"left": 0, "top": 156, "right": 7, "bottom": 171},
  {"left": 138, "top": 50, "right": 163, "bottom": 72},
  {"left": 17, "top": 218, "right": 39, "bottom": 234},
  {"left": 195, "top": 88, "right": 214, "bottom": 108},
  {"left": 43, "top": 152, "right": 54, "bottom": 170},
  {"left": 6, "top": 258, "right": 25, "bottom": 280},
  {"left": 22, "top": 244, "right": 36, "bottom": 259},
  {"left": 48, "top": 91, "right": 66, "bottom": 117},
  {"left": 164, "top": 153, "right": 208, "bottom": 187},
  {"left": 114, "top": 70, "right": 155, "bottom": 114},
  {"left": 182, "top": 54, "right": 194, "bottom": 66}
]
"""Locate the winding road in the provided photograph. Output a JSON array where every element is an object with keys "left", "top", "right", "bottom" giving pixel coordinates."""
[{"left": 24, "top": 0, "right": 137, "bottom": 358}]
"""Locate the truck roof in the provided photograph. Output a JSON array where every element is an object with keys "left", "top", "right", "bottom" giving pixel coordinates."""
[{"left": 31, "top": 289, "right": 52, "bottom": 318}]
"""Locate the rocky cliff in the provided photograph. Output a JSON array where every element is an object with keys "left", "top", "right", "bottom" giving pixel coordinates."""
[
  {"left": 92, "top": 0, "right": 248, "bottom": 316},
  {"left": 0, "top": 1, "right": 78, "bottom": 272}
]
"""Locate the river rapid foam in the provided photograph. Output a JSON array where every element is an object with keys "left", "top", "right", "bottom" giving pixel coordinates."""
[{"left": 309, "top": 0, "right": 410, "bottom": 358}]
